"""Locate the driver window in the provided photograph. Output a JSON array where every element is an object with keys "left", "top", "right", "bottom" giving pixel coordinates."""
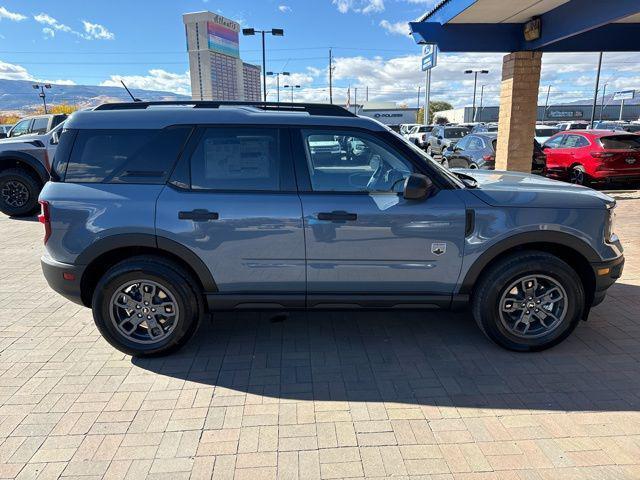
[{"left": 302, "top": 129, "right": 414, "bottom": 193}]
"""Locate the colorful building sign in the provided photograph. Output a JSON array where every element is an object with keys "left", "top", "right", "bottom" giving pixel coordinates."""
[{"left": 207, "top": 15, "right": 240, "bottom": 58}]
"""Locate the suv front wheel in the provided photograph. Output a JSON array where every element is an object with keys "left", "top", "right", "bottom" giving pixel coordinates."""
[
  {"left": 472, "top": 251, "right": 584, "bottom": 351},
  {"left": 92, "top": 256, "right": 203, "bottom": 356}
]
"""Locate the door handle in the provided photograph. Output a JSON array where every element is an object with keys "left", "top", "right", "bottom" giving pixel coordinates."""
[
  {"left": 178, "top": 209, "right": 219, "bottom": 221},
  {"left": 317, "top": 211, "right": 357, "bottom": 222}
]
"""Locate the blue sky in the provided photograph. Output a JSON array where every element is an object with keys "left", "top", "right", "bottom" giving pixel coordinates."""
[{"left": 1, "top": 0, "right": 639, "bottom": 108}]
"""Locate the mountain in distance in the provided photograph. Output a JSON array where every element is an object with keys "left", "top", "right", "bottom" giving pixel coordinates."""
[{"left": 0, "top": 78, "right": 191, "bottom": 112}]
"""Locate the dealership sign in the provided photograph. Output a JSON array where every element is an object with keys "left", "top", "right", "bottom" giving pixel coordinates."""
[
  {"left": 421, "top": 44, "right": 438, "bottom": 71},
  {"left": 360, "top": 109, "right": 418, "bottom": 126},
  {"left": 613, "top": 90, "right": 635, "bottom": 101},
  {"left": 548, "top": 110, "right": 584, "bottom": 119}
]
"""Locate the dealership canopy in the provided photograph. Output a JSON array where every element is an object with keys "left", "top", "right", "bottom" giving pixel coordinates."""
[
  {"left": 409, "top": 0, "right": 640, "bottom": 52},
  {"left": 408, "top": 0, "right": 640, "bottom": 173}
]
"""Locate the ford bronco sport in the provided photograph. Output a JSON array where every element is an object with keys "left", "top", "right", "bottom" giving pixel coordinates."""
[{"left": 39, "top": 101, "right": 624, "bottom": 356}]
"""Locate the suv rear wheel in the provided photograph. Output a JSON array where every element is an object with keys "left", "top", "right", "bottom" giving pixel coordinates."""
[
  {"left": 92, "top": 256, "right": 203, "bottom": 356},
  {"left": 472, "top": 251, "right": 584, "bottom": 351},
  {"left": 0, "top": 168, "right": 41, "bottom": 217}
]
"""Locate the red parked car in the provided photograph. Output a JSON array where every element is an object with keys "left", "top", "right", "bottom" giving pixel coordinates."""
[{"left": 542, "top": 130, "right": 640, "bottom": 186}]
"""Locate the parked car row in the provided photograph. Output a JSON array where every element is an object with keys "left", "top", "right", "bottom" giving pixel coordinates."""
[{"left": 0, "top": 113, "right": 67, "bottom": 216}]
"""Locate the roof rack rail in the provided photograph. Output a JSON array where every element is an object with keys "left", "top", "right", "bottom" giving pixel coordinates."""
[{"left": 93, "top": 100, "right": 357, "bottom": 117}]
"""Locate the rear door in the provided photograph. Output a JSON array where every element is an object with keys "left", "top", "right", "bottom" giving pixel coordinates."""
[{"left": 156, "top": 126, "right": 305, "bottom": 305}]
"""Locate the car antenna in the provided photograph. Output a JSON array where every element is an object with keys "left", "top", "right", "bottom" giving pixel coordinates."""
[{"left": 120, "top": 80, "right": 142, "bottom": 102}]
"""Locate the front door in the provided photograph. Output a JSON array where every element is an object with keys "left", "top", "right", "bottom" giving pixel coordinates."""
[
  {"left": 293, "top": 128, "right": 467, "bottom": 306},
  {"left": 156, "top": 126, "right": 305, "bottom": 306}
]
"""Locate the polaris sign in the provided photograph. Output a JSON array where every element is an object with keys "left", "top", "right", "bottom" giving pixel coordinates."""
[{"left": 359, "top": 108, "right": 418, "bottom": 126}]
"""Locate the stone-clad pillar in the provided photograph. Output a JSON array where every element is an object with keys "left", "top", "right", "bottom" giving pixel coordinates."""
[{"left": 495, "top": 51, "right": 543, "bottom": 172}]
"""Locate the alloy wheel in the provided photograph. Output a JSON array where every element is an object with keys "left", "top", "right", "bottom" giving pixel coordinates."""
[
  {"left": 498, "top": 274, "right": 568, "bottom": 339},
  {"left": 109, "top": 280, "right": 179, "bottom": 344},
  {"left": 1, "top": 180, "right": 29, "bottom": 208}
]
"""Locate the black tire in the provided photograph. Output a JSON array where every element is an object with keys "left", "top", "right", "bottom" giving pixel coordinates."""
[
  {"left": 471, "top": 251, "right": 584, "bottom": 352},
  {"left": 569, "top": 165, "right": 589, "bottom": 186},
  {"left": 0, "top": 168, "right": 41, "bottom": 217},
  {"left": 91, "top": 255, "right": 204, "bottom": 357}
]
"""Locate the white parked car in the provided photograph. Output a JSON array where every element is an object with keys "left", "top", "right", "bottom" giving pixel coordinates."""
[{"left": 406, "top": 125, "right": 434, "bottom": 148}]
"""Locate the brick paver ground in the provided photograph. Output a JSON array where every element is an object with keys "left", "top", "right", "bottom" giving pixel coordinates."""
[{"left": 1, "top": 192, "right": 639, "bottom": 479}]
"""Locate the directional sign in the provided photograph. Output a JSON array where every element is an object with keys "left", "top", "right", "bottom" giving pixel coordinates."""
[
  {"left": 613, "top": 90, "right": 635, "bottom": 101},
  {"left": 421, "top": 44, "right": 438, "bottom": 71}
]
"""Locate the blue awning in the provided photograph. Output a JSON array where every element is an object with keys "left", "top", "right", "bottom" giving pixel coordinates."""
[{"left": 409, "top": 0, "right": 640, "bottom": 52}]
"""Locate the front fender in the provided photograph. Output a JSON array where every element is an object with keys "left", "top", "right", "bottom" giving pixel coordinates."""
[{"left": 0, "top": 150, "right": 49, "bottom": 184}]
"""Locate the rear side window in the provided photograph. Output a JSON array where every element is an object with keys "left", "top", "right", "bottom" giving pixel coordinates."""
[
  {"left": 64, "top": 127, "right": 191, "bottom": 183},
  {"left": 600, "top": 135, "right": 640, "bottom": 149},
  {"left": 562, "top": 135, "right": 589, "bottom": 148},
  {"left": 31, "top": 117, "right": 49, "bottom": 134},
  {"left": 190, "top": 127, "right": 284, "bottom": 191}
]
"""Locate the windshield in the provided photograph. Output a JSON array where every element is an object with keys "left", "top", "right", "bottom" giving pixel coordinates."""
[
  {"left": 444, "top": 128, "right": 468, "bottom": 139},
  {"left": 418, "top": 126, "right": 432, "bottom": 133},
  {"left": 387, "top": 127, "right": 465, "bottom": 188}
]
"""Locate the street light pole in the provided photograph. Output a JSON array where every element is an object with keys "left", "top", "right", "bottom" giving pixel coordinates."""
[
  {"left": 542, "top": 85, "right": 551, "bottom": 123},
  {"left": 599, "top": 83, "right": 608, "bottom": 122},
  {"left": 242, "top": 27, "right": 284, "bottom": 102},
  {"left": 478, "top": 85, "right": 485, "bottom": 122},
  {"left": 32, "top": 83, "right": 51, "bottom": 114},
  {"left": 284, "top": 85, "right": 300, "bottom": 102},
  {"left": 266, "top": 71, "right": 289, "bottom": 103},
  {"left": 465, "top": 70, "right": 488, "bottom": 122}
]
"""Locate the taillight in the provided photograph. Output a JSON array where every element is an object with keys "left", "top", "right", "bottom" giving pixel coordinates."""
[
  {"left": 483, "top": 154, "right": 495, "bottom": 162},
  {"left": 591, "top": 151, "right": 616, "bottom": 158},
  {"left": 38, "top": 200, "right": 51, "bottom": 244}
]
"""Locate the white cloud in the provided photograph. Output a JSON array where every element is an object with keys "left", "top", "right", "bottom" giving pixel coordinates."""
[
  {"left": 82, "top": 20, "right": 115, "bottom": 40},
  {"left": 332, "top": 0, "right": 385, "bottom": 14},
  {"left": 379, "top": 19, "right": 409, "bottom": 36},
  {"left": 0, "top": 60, "right": 76, "bottom": 85},
  {"left": 278, "top": 5, "right": 292, "bottom": 13},
  {"left": 42, "top": 27, "right": 55, "bottom": 39},
  {"left": 33, "top": 13, "right": 114, "bottom": 40},
  {"left": 100, "top": 70, "right": 191, "bottom": 96},
  {"left": 0, "top": 6, "right": 26, "bottom": 21}
]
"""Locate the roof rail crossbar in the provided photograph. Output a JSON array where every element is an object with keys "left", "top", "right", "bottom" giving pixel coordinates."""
[{"left": 93, "top": 101, "right": 357, "bottom": 117}]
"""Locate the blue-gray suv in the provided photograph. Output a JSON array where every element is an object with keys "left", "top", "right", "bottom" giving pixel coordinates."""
[{"left": 39, "top": 101, "right": 624, "bottom": 356}]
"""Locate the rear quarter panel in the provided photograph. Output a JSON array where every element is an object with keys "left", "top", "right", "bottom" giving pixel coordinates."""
[{"left": 40, "top": 182, "right": 163, "bottom": 264}]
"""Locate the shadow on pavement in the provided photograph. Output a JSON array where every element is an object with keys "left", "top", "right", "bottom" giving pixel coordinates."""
[{"left": 133, "top": 281, "right": 640, "bottom": 412}]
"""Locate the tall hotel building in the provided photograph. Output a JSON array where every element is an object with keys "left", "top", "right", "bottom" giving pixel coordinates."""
[{"left": 183, "top": 11, "right": 261, "bottom": 101}]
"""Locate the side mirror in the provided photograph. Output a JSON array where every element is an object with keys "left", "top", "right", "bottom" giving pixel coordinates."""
[
  {"left": 50, "top": 131, "right": 60, "bottom": 145},
  {"left": 403, "top": 173, "right": 434, "bottom": 200}
]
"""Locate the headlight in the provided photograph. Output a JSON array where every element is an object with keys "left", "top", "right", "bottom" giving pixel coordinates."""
[{"left": 605, "top": 205, "right": 617, "bottom": 242}]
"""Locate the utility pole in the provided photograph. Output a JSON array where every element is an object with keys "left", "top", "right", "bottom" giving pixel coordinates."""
[
  {"left": 424, "top": 69, "right": 431, "bottom": 125},
  {"left": 329, "top": 49, "right": 334, "bottom": 104},
  {"left": 366, "top": 86, "right": 369, "bottom": 102},
  {"left": 416, "top": 85, "right": 421, "bottom": 110},
  {"left": 477, "top": 85, "right": 485, "bottom": 122},
  {"left": 590, "top": 51, "right": 603, "bottom": 128},
  {"left": 599, "top": 83, "right": 608, "bottom": 122},
  {"left": 542, "top": 85, "right": 551, "bottom": 123},
  {"left": 464, "top": 70, "right": 488, "bottom": 123},
  {"left": 354, "top": 87, "right": 358, "bottom": 115}
]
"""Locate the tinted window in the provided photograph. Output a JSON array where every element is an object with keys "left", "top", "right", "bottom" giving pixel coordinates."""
[
  {"left": 443, "top": 128, "right": 468, "bottom": 139},
  {"left": 9, "top": 119, "right": 31, "bottom": 137},
  {"left": 466, "top": 136, "right": 485, "bottom": 150},
  {"left": 600, "top": 135, "right": 640, "bottom": 149},
  {"left": 455, "top": 137, "right": 469, "bottom": 150},
  {"left": 303, "top": 129, "right": 414, "bottom": 193},
  {"left": 65, "top": 127, "right": 191, "bottom": 183},
  {"left": 563, "top": 135, "right": 589, "bottom": 148},
  {"left": 544, "top": 135, "right": 564, "bottom": 148},
  {"left": 31, "top": 117, "right": 49, "bottom": 135},
  {"left": 191, "top": 127, "right": 282, "bottom": 191},
  {"left": 51, "top": 129, "right": 77, "bottom": 181}
]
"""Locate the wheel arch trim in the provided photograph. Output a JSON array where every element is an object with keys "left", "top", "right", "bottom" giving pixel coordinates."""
[
  {"left": 76, "top": 233, "right": 218, "bottom": 293},
  {"left": 0, "top": 150, "right": 49, "bottom": 185},
  {"left": 459, "top": 230, "right": 601, "bottom": 295}
]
